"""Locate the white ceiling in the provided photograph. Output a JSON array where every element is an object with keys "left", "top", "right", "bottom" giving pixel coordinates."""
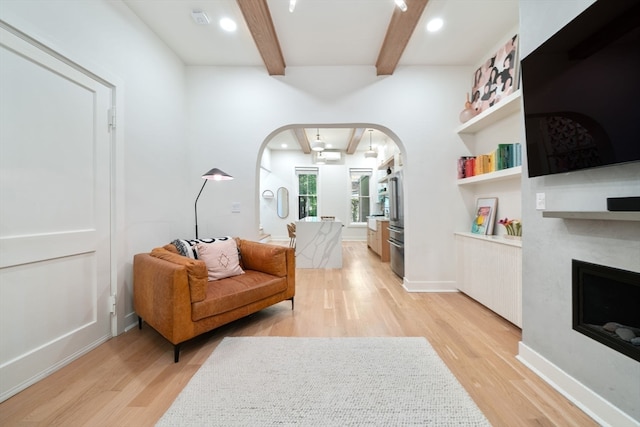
[
  {"left": 122, "top": 0, "right": 519, "bottom": 152},
  {"left": 268, "top": 127, "right": 387, "bottom": 152}
]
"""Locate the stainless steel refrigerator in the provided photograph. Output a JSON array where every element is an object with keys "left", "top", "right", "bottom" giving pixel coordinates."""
[{"left": 387, "top": 171, "right": 404, "bottom": 278}]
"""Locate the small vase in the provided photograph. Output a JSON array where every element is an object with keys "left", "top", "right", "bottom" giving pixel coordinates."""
[
  {"left": 459, "top": 92, "right": 478, "bottom": 124},
  {"left": 459, "top": 108, "right": 476, "bottom": 123}
]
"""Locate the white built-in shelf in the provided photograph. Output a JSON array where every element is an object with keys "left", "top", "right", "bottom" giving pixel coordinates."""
[
  {"left": 378, "top": 175, "right": 389, "bottom": 184},
  {"left": 455, "top": 89, "right": 522, "bottom": 135},
  {"left": 454, "top": 232, "right": 522, "bottom": 248},
  {"left": 542, "top": 211, "right": 640, "bottom": 221},
  {"left": 378, "top": 156, "right": 394, "bottom": 170},
  {"left": 457, "top": 166, "right": 522, "bottom": 186}
]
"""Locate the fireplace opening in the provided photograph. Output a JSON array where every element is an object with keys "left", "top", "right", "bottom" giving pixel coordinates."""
[{"left": 572, "top": 260, "right": 640, "bottom": 362}]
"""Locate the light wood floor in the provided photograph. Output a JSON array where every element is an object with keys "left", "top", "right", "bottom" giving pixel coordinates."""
[{"left": 0, "top": 241, "right": 597, "bottom": 426}]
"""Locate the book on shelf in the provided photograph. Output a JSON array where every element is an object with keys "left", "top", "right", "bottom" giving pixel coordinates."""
[{"left": 458, "top": 143, "right": 521, "bottom": 179}]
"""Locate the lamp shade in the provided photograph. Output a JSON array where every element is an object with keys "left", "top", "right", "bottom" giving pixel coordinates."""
[
  {"left": 202, "top": 168, "right": 233, "bottom": 181},
  {"left": 311, "top": 140, "right": 325, "bottom": 151},
  {"left": 311, "top": 129, "right": 325, "bottom": 152}
]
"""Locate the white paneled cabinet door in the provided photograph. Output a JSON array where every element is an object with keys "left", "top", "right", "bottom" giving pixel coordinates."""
[{"left": 0, "top": 26, "right": 113, "bottom": 401}]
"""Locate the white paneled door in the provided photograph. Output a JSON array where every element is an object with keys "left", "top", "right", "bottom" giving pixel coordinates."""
[{"left": 0, "top": 26, "right": 113, "bottom": 401}]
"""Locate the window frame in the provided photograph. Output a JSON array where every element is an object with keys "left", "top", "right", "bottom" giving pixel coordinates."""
[
  {"left": 348, "top": 168, "right": 373, "bottom": 227},
  {"left": 295, "top": 167, "right": 319, "bottom": 220}
]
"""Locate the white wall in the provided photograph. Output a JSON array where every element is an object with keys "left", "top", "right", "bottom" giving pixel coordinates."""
[
  {"left": 1, "top": 0, "right": 473, "bottom": 329},
  {"left": 0, "top": 0, "right": 188, "bottom": 333},
  {"left": 186, "top": 65, "right": 473, "bottom": 291},
  {"left": 2, "top": 0, "right": 530, "bottom": 393},
  {"left": 260, "top": 149, "right": 381, "bottom": 241},
  {"left": 519, "top": 1, "right": 640, "bottom": 424}
]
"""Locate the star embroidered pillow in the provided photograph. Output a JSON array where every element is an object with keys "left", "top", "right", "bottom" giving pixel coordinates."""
[{"left": 196, "top": 239, "right": 244, "bottom": 281}]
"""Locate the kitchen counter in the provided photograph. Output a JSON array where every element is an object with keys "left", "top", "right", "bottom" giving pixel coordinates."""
[
  {"left": 367, "top": 216, "right": 389, "bottom": 231},
  {"left": 295, "top": 217, "right": 343, "bottom": 268}
]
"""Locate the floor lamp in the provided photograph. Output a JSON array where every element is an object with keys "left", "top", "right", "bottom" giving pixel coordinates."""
[{"left": 194, "top": 167, "right": 233, "bottom": 238}]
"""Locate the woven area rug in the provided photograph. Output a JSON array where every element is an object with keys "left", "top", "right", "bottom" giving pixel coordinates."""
[{"left": 156, "top": 337, "right": 491, "bottom": 426}]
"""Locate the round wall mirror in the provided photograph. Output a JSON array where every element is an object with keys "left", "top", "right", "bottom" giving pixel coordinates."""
[{"left": 277, "top": 187, "right": 289, "bottom": 218}]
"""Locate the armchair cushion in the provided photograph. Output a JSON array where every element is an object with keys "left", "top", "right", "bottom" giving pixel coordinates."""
[
  {"left": 191, "top": 271, "right": 287, "bottom": 321},
  {"left": 238, "top": 239, "right": 288, "bottom": 277}
]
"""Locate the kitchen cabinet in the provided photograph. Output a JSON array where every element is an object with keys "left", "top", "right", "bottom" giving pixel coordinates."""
[
  {"left": 367, "top": 218, "right": 389, "bottom": 262},
  {"left": 367, "top": 228, "right": 375, "bottom": 251}
]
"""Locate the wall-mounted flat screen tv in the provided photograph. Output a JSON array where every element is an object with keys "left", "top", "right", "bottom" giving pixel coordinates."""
[{"left": 521, "top": 0, "right": 640, "bottom": 178}]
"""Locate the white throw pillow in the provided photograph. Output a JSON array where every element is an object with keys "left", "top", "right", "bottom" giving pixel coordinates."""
[{"left": 196, "top": 240, "right": 244, "bottom": 281}]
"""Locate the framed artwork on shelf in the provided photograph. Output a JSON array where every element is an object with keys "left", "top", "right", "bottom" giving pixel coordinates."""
[
  {"left": 471, "top": 197, "right": 498, "bottom": 235},
  {"left": 471, "top": 34, "right": 519, "bottom": 114}
]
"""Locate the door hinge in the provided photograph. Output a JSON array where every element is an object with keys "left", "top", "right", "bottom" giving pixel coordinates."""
[
  {"left": 109, "top": 295, "right": 117, "bottom": 314},
  {"left": 108, "top": 107, "right": 116, "bottom": 130}
]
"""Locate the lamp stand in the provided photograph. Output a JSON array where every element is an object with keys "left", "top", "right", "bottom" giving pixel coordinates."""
[{"left": 194, "top": 180, "right": 208, "bottom": 239}]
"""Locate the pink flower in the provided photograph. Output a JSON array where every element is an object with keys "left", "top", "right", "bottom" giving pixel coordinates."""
[{"left": 499, "top": 217, "right": 522, "bottom": 236}]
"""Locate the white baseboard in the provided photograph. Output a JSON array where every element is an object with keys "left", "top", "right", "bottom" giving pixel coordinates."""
[
  {"left": 517, "top": 342, "right": 640, "bottom": 427},
  {"left": 123, "top": 310, "right": 139, "bottom": 333},
  {"left": 402, "top": 278, "right": 458, "bottom": 293}
]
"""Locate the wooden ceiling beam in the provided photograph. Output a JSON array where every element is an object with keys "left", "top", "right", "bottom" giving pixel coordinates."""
[
  {"left": 346, "top": 128, "right": 365, "bottom": 155},
  {"left": 376, "top": 0, "right": 430, "bottom": 76},
  {"left": 293, "top": 128, "right": 311, "bottom": 154},
  {"left": 237, "top": 0, "right": 286, "bottom": 76}
]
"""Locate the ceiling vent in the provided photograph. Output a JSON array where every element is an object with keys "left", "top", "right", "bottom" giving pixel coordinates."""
[
  {"left": 191, "top": 10, "right": 210, "bottom": 25},
  {"left": 315, "top": 151, "right": 341, "bottom": 163}
]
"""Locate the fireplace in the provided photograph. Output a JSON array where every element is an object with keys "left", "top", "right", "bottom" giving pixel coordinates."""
[{"left": 572, "top": 260, "right": 640, "bottom": 362}]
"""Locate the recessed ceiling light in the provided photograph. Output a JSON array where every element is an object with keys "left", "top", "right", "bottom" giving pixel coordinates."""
[
  {"left": 426, "top": 18, "right": 444, "bottom": 32},
  {"left": 289, "top": 0, "right": 297, "bottom": 13},
  {"left": 281, "top": 143, "right": 288, "bottom": 148},
  {"left": 219, "top": 17, "right": 237, "bottom": 32}
]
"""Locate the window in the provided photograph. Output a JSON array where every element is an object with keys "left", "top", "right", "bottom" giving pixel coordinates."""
[
  {"left": 349, "top": 168, "right": 372, "bottom": 225},
  {"left": 296, "top": 167, "right": 318, "bottom": 219}
]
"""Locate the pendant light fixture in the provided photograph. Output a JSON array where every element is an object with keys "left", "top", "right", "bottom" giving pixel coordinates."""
[
  {"left": 311, "top": 128, "right": 325, "bottom": 152},
  {"left": 364, "top": 129, "right": 378, "bottom": 158}
]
